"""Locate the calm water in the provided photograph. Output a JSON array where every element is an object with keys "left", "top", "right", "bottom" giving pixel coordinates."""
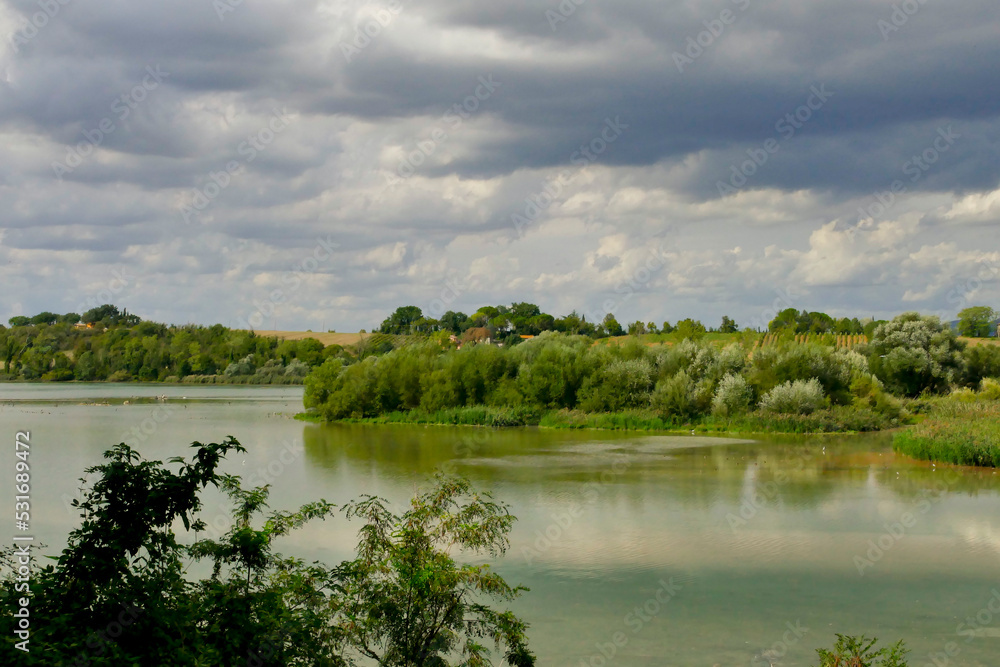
[{"left": 2, "top": 383, "right": 1000, "bottom": 666}]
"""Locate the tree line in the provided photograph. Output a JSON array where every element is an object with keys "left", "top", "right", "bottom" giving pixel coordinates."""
[
  {"left": 1, "top": 305, "right": 345, "bottom": 382},
  {"left": 307, "top": 312, "right": 1000, "bottom": 429},
  {"left": 377, "top": 303, "right": 999, "bottom": 341}
]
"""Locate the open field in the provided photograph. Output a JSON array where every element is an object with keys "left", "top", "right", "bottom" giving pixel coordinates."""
[
  {"left": 251, "top": 330, "right": 369, "bottom": 346},
  {"left": 252, "top": 330, "right": 1000, "bottom": 350}
]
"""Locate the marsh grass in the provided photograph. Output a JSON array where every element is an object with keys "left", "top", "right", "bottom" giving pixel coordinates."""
[{"left": 893, "top": 400, "right": 1000, "bottom": 467}]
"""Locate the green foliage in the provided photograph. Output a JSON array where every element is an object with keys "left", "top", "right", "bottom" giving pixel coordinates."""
[
  {"left": 335, "top": 475, "right": 535, "bottom": 666},
  {"left": 957, "top": 306, "right": 997, "bottom": 337},
  {"left": 380, "top": 305, "right": 425, "bottom": 334},
  {"left": 961, "top": 342, "right": 1000, "bottom": 387},
  {"left": 893, "top": 400, "right": 1000, "bottom": 467},
  {"left": 711, "top": 373, "right": 754, "bottom": 417},
  {"left": 866, "top": 313, "right": 966, "bottom": 397},
  {"left": 815, "top": 634, "right": 908, "bottom": 667},
  {"left": 674, "top": 318, "right": 707, "bottom": 341},
  {"left": 758, "top": 378, "right": 827, "bottom": 415},
  {"left": 650, "top": 371, "right": 707, "bottom": 420},
  {"left": 0, "top": 440, "right": 535, "bottom": 666},
  {"left": 0, "top": 310, "right": 338, "bottom": 383}
]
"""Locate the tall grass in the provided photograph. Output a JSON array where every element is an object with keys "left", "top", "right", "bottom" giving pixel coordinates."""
[{"left": 893, "top": 401, "right": 1000, "bottom": 467}]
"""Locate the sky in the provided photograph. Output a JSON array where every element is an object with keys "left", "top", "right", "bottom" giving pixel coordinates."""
[{"left": 1, "top": 0, "right": 999, "bottom": 332}]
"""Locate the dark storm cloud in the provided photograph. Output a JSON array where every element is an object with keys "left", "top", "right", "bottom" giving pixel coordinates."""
[{"left": 1, "top": 0, "right": 998, "bottom": 329}]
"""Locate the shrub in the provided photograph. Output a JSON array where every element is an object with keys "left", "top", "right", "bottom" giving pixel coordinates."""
[
  {"left": 107, "top": 369, "right": 131, "bottom": 382},
  {"left": 980, "top": 377, "right": 1000, "bottom": 400},
  {"left": 815, "top": 634, "right": 907, "bottom": 667},
  {"left": 285, "top": 358, "right": 309, "bottom": 377},
  {"left": 867, "top": 312, "right": 965, "bottom": 396},
  {"left": 224, "top": 354, "right": 255, "bottom": 377},
  {"left": 578, "top": 358, "right": 655, "bottom": 412},
  {"left": 949, "top": 387, "right": 979, "bottom": 403},
  {"left": 711, "top": 373, "right": 754, "bottom": 417},
  {"left": 851, "top": 373, "right": 905, "bottom": 419},
  {"left": 651, "top": 371, "right": 707, "bottom": 420},
  {"left": 758, "top": 378, "right": 826, "bottom": 415}
]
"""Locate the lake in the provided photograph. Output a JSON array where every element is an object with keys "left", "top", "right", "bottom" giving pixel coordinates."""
[{"left": 2, "top": 383, "right": 999, "bottom": 666}]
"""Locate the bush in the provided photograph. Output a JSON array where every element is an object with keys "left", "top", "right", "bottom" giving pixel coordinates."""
[
  {"left": 816, "top": 634, "right": 907, "bottom": 667},
  {"left": 711, "top": 373, "right": 754, "bottom": 417},
  {"left": 980, "top": 377, "right": 1000, "bottom": 400},
  {"left": 107, "top": 369, "right": 131, "bottom": 382},
  {"left": 224, "top": 354, "right": 255, "bottom": 377},
  {"left": 867, "top": 312, "right": 965, "bottom": 396},
  {"left": 578, "top": 358, "right": 654, "bottom": 412},
  {"left": 759, "top": 378, "right": 826, "bottom": 415},
  {"left": 651, "top": 371, "right": 708, "bottom": 420},
  {"left": 285, "top": 358, "right": 309, "bottom": 378}
]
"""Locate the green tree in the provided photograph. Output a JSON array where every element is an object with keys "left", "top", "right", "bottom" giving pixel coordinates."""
[
  {"left": 769, "top": 308, "right": 799, "bottom": 332},
  {"left": 675, "top": 318, "right": 707, "bottom": 341},
  {"left": 719, "top": 316, "right": 739, "bottom": 333},
  {"left": 957, "top": 306, "right": 997, "bottom": 338},
  {"left": 30, "top": 311, "right": 60, "bottom": 325},
  {"left": 439, "top": 311, "right": 468, "bottom": 333},
  {"left": 867, "top": 313, "right": 965, "bottom": 397},
  {"left": 380, "top": 306, "right": 424, "bottom": 334},
  {"left": 335, "top": 475, "right": 535, "bottom": 666},
  {"left": 8, "top": 315, "right": 30, "bottom": 327},
  {"left": 602, "top": 314, "right": 624, "bottom": 337}
]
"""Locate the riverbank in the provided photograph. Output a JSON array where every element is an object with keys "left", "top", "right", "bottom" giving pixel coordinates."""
[
  {"left": 296, "top": 403, "right": 902, "bottom": 435},
  {"left": 893, "top": 399, "right": 1000, "bottom": 467}
]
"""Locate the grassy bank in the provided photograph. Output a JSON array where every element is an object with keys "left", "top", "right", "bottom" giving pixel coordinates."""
[
  {"left": 297, "top": 403, "right": 900, "bottom": 435},
  {"left": 893, "top": 400, "right": 1000, "bottom": 467}
]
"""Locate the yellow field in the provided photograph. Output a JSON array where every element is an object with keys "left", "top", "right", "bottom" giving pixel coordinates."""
[{"left": 250, "top": 331, "right": 370, "bottom": 346}]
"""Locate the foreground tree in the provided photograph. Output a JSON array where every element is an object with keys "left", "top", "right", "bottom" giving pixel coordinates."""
[
  {"left": 0, "top": 440, "right": 534, "bottom": 666},
  {"left": 815, "top": 634, "right": 907, "bottom": 666},
  {"left": 334, "top": 476, "right": 536, "bottom": 666}
]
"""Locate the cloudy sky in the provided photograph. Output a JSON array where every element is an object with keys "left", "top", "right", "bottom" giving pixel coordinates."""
[{"left": 1, "top": 0, "right": 999, "bottom": 332}]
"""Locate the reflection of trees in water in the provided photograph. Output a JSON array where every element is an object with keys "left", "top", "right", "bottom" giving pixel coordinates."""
[{"left": 302, "top": 425, "right": 1000, "bottom": 510}]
